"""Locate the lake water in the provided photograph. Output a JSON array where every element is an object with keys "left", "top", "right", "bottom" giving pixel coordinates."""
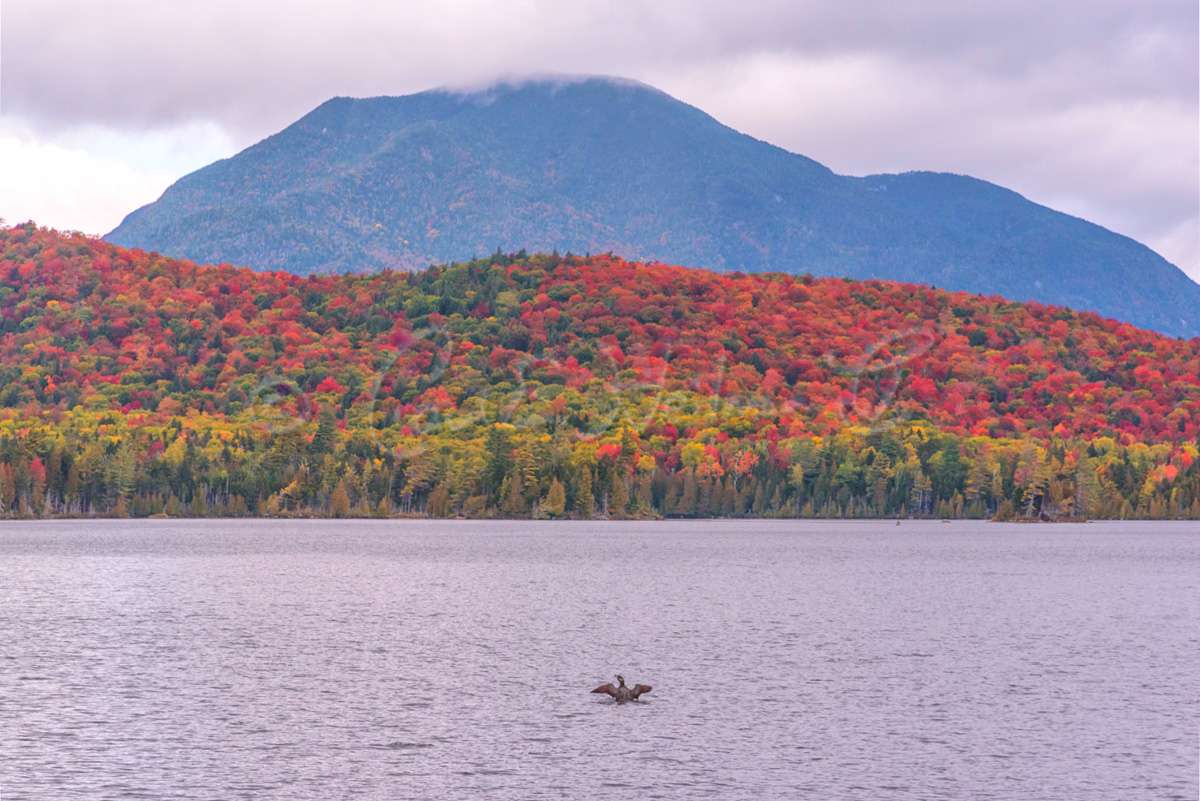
[{"left": 0, "top": 519, "right": 1196, "bottom": 800}]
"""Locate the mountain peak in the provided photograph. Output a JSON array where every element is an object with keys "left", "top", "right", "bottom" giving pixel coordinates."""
[
  {"left": 311, "top": 74, "right": 666, "bottom": 111},
  {"left": 107, "top": 78, "right": 1200, "bottom": 337}
]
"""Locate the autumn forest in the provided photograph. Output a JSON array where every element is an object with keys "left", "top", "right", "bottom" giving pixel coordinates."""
[{"left": 1, "top": 223, "right": 1198, "bottom": 520}]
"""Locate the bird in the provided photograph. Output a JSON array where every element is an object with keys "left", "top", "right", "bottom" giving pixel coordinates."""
[{"left": 591, "top": 674, "right": 652, "bottom": 703}]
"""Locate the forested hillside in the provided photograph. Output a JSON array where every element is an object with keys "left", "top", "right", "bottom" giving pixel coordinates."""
[{"left": 2, "top": 224, "right": 1198, "bottom": 519}]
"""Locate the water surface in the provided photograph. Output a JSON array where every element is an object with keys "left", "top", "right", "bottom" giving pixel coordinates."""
[{"left": 1, "top": 519, "right": 1196, "bottom": 800}]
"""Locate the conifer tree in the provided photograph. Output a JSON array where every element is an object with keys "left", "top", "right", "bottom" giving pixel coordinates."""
[
  {"left": 575, "top": 466, "right": 594, "bottom": 519},
  {"left": 608, "top": 470, "right": 629, "bottom": 518},
  {"left": 543, "top": 478, "right": 566, "bottom": 518},
  {"left": 330, "top": 480, "right": 351, "bottom": 518}
]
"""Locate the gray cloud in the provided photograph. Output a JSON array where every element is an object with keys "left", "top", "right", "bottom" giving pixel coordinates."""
[{"left": 2, "top": 0, "right": 1197, "bottom": 278}]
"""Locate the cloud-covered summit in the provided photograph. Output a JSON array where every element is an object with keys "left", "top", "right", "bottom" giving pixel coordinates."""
[{"left": 2, "top": 0, "right": 1196, "bottom": 279}]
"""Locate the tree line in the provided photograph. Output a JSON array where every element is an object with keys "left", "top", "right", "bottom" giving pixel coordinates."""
[{"left": 0, "top": 410, "right": 1195, "bottom": 520}]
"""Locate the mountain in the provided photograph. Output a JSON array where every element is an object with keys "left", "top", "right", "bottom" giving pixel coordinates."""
[
  {"left": 106, "top": 76, "right": 1200, "bottom": 338},
  {"left": 3, "top": 224, "right": 1199, "bottom": 519}
]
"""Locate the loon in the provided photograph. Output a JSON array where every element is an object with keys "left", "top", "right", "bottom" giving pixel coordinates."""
[{"left": 591, "top": 674, "right": 652, "bottom": 703}]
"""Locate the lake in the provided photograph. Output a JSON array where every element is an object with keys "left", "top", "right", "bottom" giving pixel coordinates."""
[{"left": 1, "top": 519, "right": 1196, "bottom": 800}]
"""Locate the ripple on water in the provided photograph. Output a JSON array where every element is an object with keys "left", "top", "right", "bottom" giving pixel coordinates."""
[{"left": 1, "top": 518, "right": 1196, "bottom": 801}]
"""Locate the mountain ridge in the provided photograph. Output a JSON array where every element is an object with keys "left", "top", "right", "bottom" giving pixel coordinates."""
[{"left": 107, "top": 76, "right": 1200, "bottom": 337}]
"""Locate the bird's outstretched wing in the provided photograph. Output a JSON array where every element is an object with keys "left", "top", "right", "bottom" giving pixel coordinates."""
[
  {"left": 631, "top": 684, "right": 652, "bottom": 699},
  {"left": 591, "top": 682, "right": 618, "bottom": 698}
]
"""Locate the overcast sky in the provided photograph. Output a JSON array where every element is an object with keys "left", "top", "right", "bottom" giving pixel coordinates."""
[{"left": 2, "top": 0, "right": 1197, "bottom": 280}]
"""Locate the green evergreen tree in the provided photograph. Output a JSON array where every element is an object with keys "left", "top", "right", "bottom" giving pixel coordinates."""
[
  {"left": 575, "top": 466, "right": 594, "bottom": 519},
  {"left": 311, "top": 408, "right": 337, "bottom": 455}
]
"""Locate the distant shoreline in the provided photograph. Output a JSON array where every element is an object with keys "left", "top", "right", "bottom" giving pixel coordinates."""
[{"left": 6, "top": 515, "right": 1195, "bottom": 524}]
